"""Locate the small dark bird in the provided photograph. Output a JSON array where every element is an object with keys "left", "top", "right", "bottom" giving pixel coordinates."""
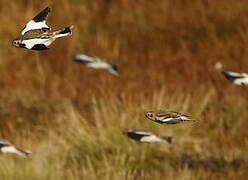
[
  {"left": 222, "top": 71, "right": 248, "bottom": 86},
  {"left": 123, "top": 130, "right": 172, "bottom": 144},
  {"left": 146, "top": 110, "right": 194, "bottom": 125},
  {"left": 13, "top": 7, "right": 73, "bottom": 50},
  {"left": 0, "top": 140, "right": 31, "bottom": 158},
  {"left": 73, "top": 54, "right": 119, "bottom": 76}
]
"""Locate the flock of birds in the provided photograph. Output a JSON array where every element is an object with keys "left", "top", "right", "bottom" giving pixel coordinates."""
[{"left": 0, "top": 7, "right": 247, "bottom": 158}]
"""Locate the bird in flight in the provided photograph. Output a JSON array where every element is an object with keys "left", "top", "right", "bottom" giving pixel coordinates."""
[
  {"left": 13, "top": 7, "right": 74, "bottom": 50},
  {"left": 146, "top": 110, "right": 194, "bottom": 125},
  {"left": 0, "top": 140, "right": 31, "bottom": 158},
  {"left": 222, "top": 71, "right": 248, "bottom": 86},
  {"left": 123, "top": 130, "right": 172, "bottom": 144},
  {"left": 73, "top": 54, "right": 119, "bottom": 76}
]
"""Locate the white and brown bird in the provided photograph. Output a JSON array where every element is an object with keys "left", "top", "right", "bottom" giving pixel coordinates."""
[
  {"left": 0, "top": 140, "right": 31, "bottom": 158},
  {"left": 222, "top": 71, "right": 248, "bottom": 86},
  {"left": 13, "top": 7, "right": 73, "bottom": 50},
  {"left": 73, "top": 54, "right": 119, "bottom": 76},
  {"left": 146, "top": 110, "right": 194, "bottom": 125},
  {"left": 123, "top": 130, "right": 172, "bottom": 144}
]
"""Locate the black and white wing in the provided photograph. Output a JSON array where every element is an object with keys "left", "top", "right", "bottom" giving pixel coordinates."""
[
  {"left": 158, "top": 117, "right": 184, "bottom": 124},
  {"left": 156, "top": 111, "right": 193, "bottom": 124},
  {"left": 1, "top": 146, "right": 31, "bottom": 157},
  {"left": 21, "top": 38, "right": 50, "bottom": 50},
  {"left": 0, "top": 140, "right": 12, "bottom": 147},
  {"left": 73, "top": 54, "right": 97, "bottom": 64},
  {"left": 222, "top": 71, "right": 248, "bottom": 85},
  {"left": 222, "top": 71, "right": 245, "bottom": 80},
  {"left": 126, "top": 130, "right": 151, "bottom": 141},
  {"left": 21, "top": 7, "right": 51, "bottom": 35}
]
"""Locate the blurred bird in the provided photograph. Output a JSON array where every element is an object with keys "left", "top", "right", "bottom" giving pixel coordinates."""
[
  {"left": 123, "top": 130, "right": 172, "bottom": 144},
  {"left": 222, "top": 71, "right": 248, "bottom": 86},
  {"left": 73, "top": 54, "right": 119, "bottom": 76},
  {"left": 146, "top": 110, "right": 194, "bottom": 125},
  {"left": 0, "top": 140, "right": 31, "bottom": 158},
  {"left": 13, "top": 7, "right": 74, "bottom": 50}
]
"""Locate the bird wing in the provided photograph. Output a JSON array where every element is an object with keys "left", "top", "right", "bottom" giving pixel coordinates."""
[
  {"left": 156, "top": 111, "right": 180, "bottom": 120},
  {"left": 222, "top": 71, "right": 246, "bottom": 79},
  {"left": 1, "top": 146, "right": 18, "bottom": 154},
  {"left": 127, "top": 131, "right": 151, "bottom": 141},
  {"left": 1, "top": 146, "right": 30, "bottom": 158},
  {"left": 222, "top": 71, "right": 248, "bottom": 85},
  {"left": 141, "top": 135, "right": 161, "bottom": 143},
  {"left": 21, "top": 7, "right": 51, "bottom": 35},
  {"left": 235, "top": 77, "right": 248, "bottom": 86},
  {"left": 73, "top": 54, "right": 97, "bottom": 64},
  {"left": 156, "top": 111, "right": 192, "bottom": 123},
  {"left": 0, "top": 140, "right": 12, "bottom": 146},
  {"left": 159, "top": 117, "right": 183, "bottom": 124},
  {"left": 21, "top": 38, "right": 50, "bottom": 50},
  {"left": 132, "top": 131, "right": 152, "bottom": 136}
]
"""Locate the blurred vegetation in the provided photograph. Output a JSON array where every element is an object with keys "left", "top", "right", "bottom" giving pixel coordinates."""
[{"left": 0, "top": 0, "right": 248, "bottom": 179}]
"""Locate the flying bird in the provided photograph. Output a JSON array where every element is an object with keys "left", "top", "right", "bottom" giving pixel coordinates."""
[
  {"left": 123, "top": 130, "right": 172, "bottom": 144},
  {"left": 73, "top": 54, "right": 119, "bottom": 76},
  {"left": 0, "top": 140, "right": 31, "bottom": 158},
  {"left": 146, "top": 110, "right": 194, "bottom": 125},
  {"left": 222, "top": 71, "right": 248, "bottom": 86},
  {"left": 13, "top": 7, "right": 73, "bottom": 50}
]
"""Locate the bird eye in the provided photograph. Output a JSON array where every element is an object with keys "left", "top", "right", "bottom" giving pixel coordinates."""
[{"left": 147, "top": 113, "right": 153, "bottom": 117}]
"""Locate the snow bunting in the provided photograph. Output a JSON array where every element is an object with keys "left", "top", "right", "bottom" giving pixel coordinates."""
[
  {"left": 73, "top": 54, "right": 119, "bottom": 76},
  {"left": 123, "top": 130, "right": 172, "bottom": 144},
  {"left": 146, "top": 110, "right": 194, "bottom": 125},
  {"left": 0, "top": 140, "right": 31, "bottom": 158},
  {"left": 222, "top": 71, "right": 248, "bottom": 86},
  {"left": 13, "top": 7, "right": 73, "bottom": 50}
]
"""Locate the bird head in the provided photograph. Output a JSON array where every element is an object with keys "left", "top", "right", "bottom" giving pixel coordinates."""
[
  {"left": 122, "top": 129, "right": 129, "bottom": 136},
  {"left": 12, "top": 39, "right": 24, "bottom": 48},
  {"left": 145, "top": 111, "right": 156, "bottom": 121}
]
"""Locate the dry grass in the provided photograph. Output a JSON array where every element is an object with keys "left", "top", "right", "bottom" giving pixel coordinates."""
[{"left": 0, "top": 0, "right": 248, "bottom": 179}]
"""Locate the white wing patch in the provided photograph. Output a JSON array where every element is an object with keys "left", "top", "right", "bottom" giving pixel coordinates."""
[
  {"left": 1, "top": 146, "right": 18, "bottom": 154},
  {"left": 22, "top": 38, "right": 51, "bottom": 49},
  {"left": 234, "top": 77, "right": 248, "bottom": 85},
  {"left": 160, "top": 117, "right": 175, "bottom": 122},
  {"left": 180, "top": 116, "right": 191, "bottom": 121},
  {"left": 87, "top": 62, "right": 109, "bottom": 69},
  {"left": 141, "top": 135, "right": 161, "bottom": 143},
  {"left": 21, "top": 20, "right": 49, "bottom": 35},
  {"left": 133, "top": 131, "right": 151, "bottom": 136},
  {"left": 227, "top": 71, "right": 248, "bottom": 77},
  {"left": 1, "top": 146, "right": 30, "bottom": 157}
]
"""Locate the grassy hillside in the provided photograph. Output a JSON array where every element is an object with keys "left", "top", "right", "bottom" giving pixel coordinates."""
[{"left": 0, "top": 0, "right": 247, "bottom": 179}]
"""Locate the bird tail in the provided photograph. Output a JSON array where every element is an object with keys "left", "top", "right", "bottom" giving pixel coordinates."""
[
  {"left": 181, "top": 115, "right": 194, "bottom": 121},
  {"left": 16, "top": 148, "right": 32, "bottom": 158},
  {"left": 162, "top": 136, "right": 173, "bottom": 144},
  {"left": 109, "top": 64, "right": 120, "bottom": 76},
  {"left": 54, "top": 25, "right": 74, "bottom": 38}
]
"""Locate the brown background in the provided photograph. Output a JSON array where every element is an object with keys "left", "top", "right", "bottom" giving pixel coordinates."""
[{"left": 0, "top": 0, "right": 247, "bottom": 179}]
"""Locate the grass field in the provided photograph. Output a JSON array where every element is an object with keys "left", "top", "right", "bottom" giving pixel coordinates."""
[{"left": 0, "top": 0, "right": 248, "bottom": 179}]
